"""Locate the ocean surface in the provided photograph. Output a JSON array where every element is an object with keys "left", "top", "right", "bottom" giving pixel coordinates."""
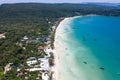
[{"left": 54, "top": 15, "right": 120, "bottom": 80}]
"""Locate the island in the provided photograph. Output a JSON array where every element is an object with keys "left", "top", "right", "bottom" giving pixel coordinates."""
[{"left": 0, "top": 3, "right": 120, "bottom": 80}]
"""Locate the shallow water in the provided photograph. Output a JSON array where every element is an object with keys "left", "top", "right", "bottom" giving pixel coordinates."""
[{"left": 55, "top": 16, "right": 120, "bottom": 80}]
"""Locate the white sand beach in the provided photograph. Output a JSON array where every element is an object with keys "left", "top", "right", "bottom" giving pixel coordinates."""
[
  {"left": 52, "top": 18, "right": 86, "bottom": 80},
  {"left": 52, "top": 16, "right": 112, "bottom": 80}
]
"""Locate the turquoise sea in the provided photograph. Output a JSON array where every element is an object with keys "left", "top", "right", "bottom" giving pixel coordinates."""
[{"left": 55, "top": 15, "right": 120, "bottom": 80}]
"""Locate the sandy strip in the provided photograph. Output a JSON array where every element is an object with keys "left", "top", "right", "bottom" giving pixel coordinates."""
[
  {"left": 52, "top": 17, "right": 74, "bottom": 80},
  {"left": 52, "top": 18, "right": 68, "bottom": 80}
]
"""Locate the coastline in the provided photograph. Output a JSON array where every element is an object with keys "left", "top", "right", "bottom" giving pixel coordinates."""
[
  {"left": 50, "top": 18, "right": 65, "bottom": 49},
  {"left": 52, "top": 17, "right": 88, "bottom": 80},
  {"left": 50, "top": 17, "right": 65, "bottom": 80},
  {"left": 51, "top": 15, "right": 113, "bottom": 80},
  {"left": 52, "top": 16, "right": 82, "bottom": 80},
  {"left": 52, "top": 18, "right": 68, "bottom": 80},
  {"left": 52, "top": 17, "right": 76, "bottom": 80},
  {"left": 52, "top": 17, "right": 72, "bottom": 80}
]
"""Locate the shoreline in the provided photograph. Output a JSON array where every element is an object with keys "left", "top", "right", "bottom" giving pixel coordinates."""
[
  {"left": 50, "top": 17, "right": 65, "bottom": 80},
  {"left": 51, "top": 15, "right": 102, "bottom": 80},
  {"left": 50, "top": 17, "right": 65, "bottom": 49},
  {"left": 51, "top": 15, "right": 105, "bottom": 80},
  {"left": 52, "top": 17, "right": 75, "bottom": 80},
  {"left": 51, "top": 16, "right": 81, "bottom": 80},
  {"left": 52, "top": 18, "right": 66, "bottom": 80}
]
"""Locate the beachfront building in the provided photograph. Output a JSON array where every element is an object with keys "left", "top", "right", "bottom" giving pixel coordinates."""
[
  {"left": 26, "top": 57, "right": 38, "bottom": 67},
  {"left": 26, "top": 57, "right": 49, "bottom": 71},
  {"left": 42, "top": 73, "right": 49, "bottom": 80},
  {"left": 38, "top": 58, "right": 49, "bottom": 71},
  {"left": 26, "top": 60, "right": 37, "bottom": 67}
]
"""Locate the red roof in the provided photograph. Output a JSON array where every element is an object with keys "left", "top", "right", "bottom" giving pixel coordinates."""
[{"left": 38, "top": 46, "right": 43, "bottom": 50}]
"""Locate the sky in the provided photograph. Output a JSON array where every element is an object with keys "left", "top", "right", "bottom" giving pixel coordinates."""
[{"left": 0, "top": 0, "right": 120, "bottom": 4}]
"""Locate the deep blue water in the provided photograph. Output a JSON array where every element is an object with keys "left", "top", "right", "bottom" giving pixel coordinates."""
[{"left": 70, "top": 15, "right": 120, "bottom": 80}]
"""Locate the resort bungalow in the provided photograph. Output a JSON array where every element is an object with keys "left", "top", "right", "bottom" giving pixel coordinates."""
[
  {"left": 38, "top": 58, "right": 49, "bottom": 71},
  {"left": 27, "top": 57, "right": 36, "bottom": 61},
  {"left": 38, "top": 46, "right": 44, "bottom": 52},
  {"left": 26, "top": 60, "right": 37, "bottom": 66}
]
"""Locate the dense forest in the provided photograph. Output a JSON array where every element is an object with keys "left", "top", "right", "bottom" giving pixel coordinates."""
[
  {"left": 0, "top": 3, "right": 120, "bottom": 18},
  {"left": 0, "top": 3, "right": 120, "bottom": 80}
]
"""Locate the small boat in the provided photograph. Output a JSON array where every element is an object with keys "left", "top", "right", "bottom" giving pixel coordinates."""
[{"left": 99, "top": 67, "right": 105, "bottom": 70}]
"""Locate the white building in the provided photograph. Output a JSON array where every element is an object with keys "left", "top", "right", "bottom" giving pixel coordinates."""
[
  {"left": 29, "top": 68, "right": 41, "bottom": 71},
  {"left": 27, "top": 57, "right": 36, "bottom": 61},
  {"left": 42, "top": 73, "right": 49, "bottom": 80},
  {"left": 26, "top": 60, "right": 37, "bottom": 66},
  {"left": 26, "top": 57, "right": 49, "bottom": 72},
  {"left": 38, "top": 58, "right": 49, "bottom": 71}
]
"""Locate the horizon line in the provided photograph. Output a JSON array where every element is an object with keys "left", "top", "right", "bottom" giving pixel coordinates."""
[{"left": 0, "top": 2, "right": 120, "bottom": 5}]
